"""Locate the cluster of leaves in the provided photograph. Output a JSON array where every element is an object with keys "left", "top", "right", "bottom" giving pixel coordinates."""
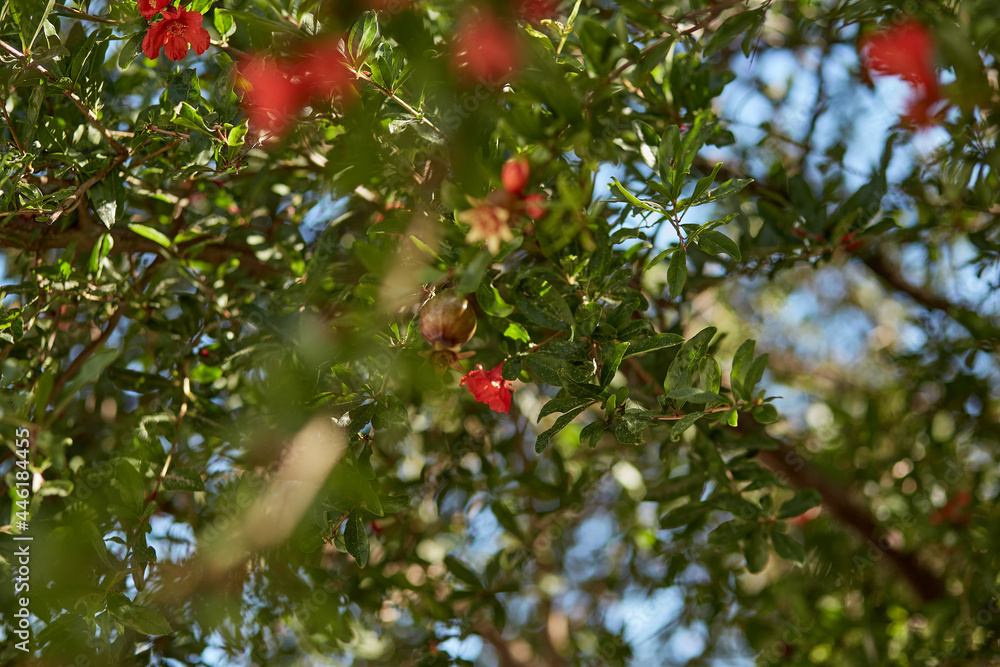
[{"left": 0, "top": 0, "right": 999, "bottom": 665}]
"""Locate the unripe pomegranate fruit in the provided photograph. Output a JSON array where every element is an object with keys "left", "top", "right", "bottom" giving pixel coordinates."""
[{"left": 420, "top": 291, "right": 477, "bottom": 351}]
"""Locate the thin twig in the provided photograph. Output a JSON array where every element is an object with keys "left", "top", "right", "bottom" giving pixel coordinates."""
[
  {"left": 0, "top": 38, "right": 127, "bottom": 156},
  {"left": 53, "top": 3, "right": 119, "bottom": 24},
  {"left": 349, "top": 65, "right": 446, "bottom": 141}
]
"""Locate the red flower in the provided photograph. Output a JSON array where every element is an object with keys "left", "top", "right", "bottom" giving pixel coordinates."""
[
  {"left": 138, "top": 0, "right": 171, "bottom": 20},
  {"left": 860, "top": 20, "right": 944, "bottom": 127},
  {"left": 502, "top": 158, "right": 530, "bottom": 195},
  {"left": 238, "top": 57, "right": 308, "bottom": 134},
  {"left": 515, "top": 0, "right": 559, "bottom": 23},
  {"left": 298, "top": 39, "right": 355, "bottom": 100},
  {"left": 451, "top": 12, "right": 521, "bottom": 83},
  {"left": 142, "top": 6, "right": 211, "bottom": 61},
  {"left": 523, "top": 193, "right": 547, "bottom": 220},
  {"left": 237, "top": 41, "right": 354, "bottom": 136},
  {"left": 460, "top": 364, "right": 515, "bottom": 413}
]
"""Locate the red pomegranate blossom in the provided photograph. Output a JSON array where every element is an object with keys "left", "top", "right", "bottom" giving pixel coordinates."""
[
  {"left": 460, "top": 363, "right": 515, "bottom": 413},
  {"left": 859, "top": 20, "right": 944, "bottom": 127},
  {"left": 142, "top": 6, "right": 211, "bottom": 61},
  {"left": 238, "top": 58, "right": 309, "bottom": 135},
  {"left": 451, "top": 11, "right": 521, "bottom": 83},
  {"left": 138, "top": 0, "right": 171, "bottom": 20},
  {"left": 515, "top": 0, "right": 559, "bottom": 23},
  {"left": 523, "top": 193, "right": 547, "bottom": 220},
  {"left": 238, "top": 40, "right": 354, "bottom": 135}
]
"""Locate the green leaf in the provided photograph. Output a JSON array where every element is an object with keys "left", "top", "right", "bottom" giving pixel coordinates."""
[
  {"left": 128, "top": 224, "right": 172, "bottom": 249},
  {"left": 112, "top": 601, "right": 173, "bottom": 636},
  {"left": 227, "top": 120, "right": 249, "bottom": 147},
  {"left": 89, "top": 180, "right": 119, "bottom": 229},
  {"left": 777, "top": 489, "right": 822, "bottom": 520},
  {"left": 579, "top": 421, "right": 606, "bottom": 448},
  {"left": 694, "top": 230, "right": 741, "bottom": 261},
  {"left": 348, "top": 10, "right": 380, "bottom": 66},
  {"left": 669, "top": 412, "right": 704, "bottom": 441},
  {"left": 535, "top": 406, "right": 587, "bottom": 453},
  {"left": 657, "top": 125, "right": 682, "bottom": 188},
  {"left": 697, "top": 178, "right": 754, "bottom": 206},
  {"left": 161, "top": 468, "right": 204, "bottom": 492},
  {"left": 687, "top": 162, "right": 723, "bottom": 204},
  {"left": 659, "top": 502, "right": 710, "bottom": 529},
  {"left": 88, "top": 232, "right": 114, "bottom": 276},
  {"left": 731, "top": 339, "right": 755, "bottom": 401},
  {"left": 379, "top": 495, "right": 411, "bottom": 514},
  {"left": 491, "top": 501, "right": 523, "bottom": 540},
  {"left": 771, "top": 531, "right": 805, "bottom": 563},
  {"left": 444, "top": 555, "right": 482, "bottom": 588},
  {"left": 114, "top": 459, "right": 146, "bottom": 516},
  {"left": 0, "top": 307, "right": 24, "bottom": 344},
  {"left": 610, "top": 177, "right": 662, "bottom": 213},
  {"left": 666, "top": 387, "right": 725, "bottom": 404},
  {"left": 362, "top": 482, "right": 384, "bottom": 517},
  {"left": 703, "top": 8, "right": 765, "bottom": 59},
  {"left": 515, "top": 277, "right": 573, "bottom": 329},
  {"left": 623, "top": 333, "right": 684, "bottom": 357},
  {"left": 38, "top": 480, "right": 73, "bottom": 497},
  {"left": 458, "top": 251, "right": 491, "bottom": 294},
  {"left": 172, "top": 101, "right": 211, "bottom": 134},
  {"left": 538, "top": 397, "right": 592, "bottom": 421},
  {"left": 213, "top": 8, "right": 236, "bottom": 38},
  {"left": 83, "top": 521, "right": 113, "bottom": 569},
  {"left": 575, "top": 302, "right": 602, "bottom": 337},
  {"left": 744, "top": 528, "right": 770, "bottom": 573},
  {"left": 477, "top": 281, "right": 514, "bottom": 317},
  {"left": 699, "top": 356, "right": 721, "bottom": 394},
  {"left": 11, "top": 0, "right": 56, "bottom": 53},
  {"left": 599, "top": 342, "right": 629, "bottom": 387},
  {"left": 745, "top": 354, "right": 768, "bottom": 396},
  {"left": 667, "top": 249, "right": 687, "bottom": 299},
  {"left": 525, "top": 354, "right": 591, "bottom": 386},
  {"left": 665, "top": 326, "right": 716, "bottom": 396},
  {"left": 752, "top": 404, "right": 779, "bottom": 424},
  {"left": 118, "top": 32, "right": 144, "bottom": 70},
  {"left": 344, "top": 513, "right": 370, "bottom": 567},
  {"left": 503, "top": 322, "right": 531, "bottom": 343}
]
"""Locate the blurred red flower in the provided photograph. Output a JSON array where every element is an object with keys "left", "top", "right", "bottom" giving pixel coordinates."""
[
  {"left": 451, "top": 12, "right": 521, "bottom": 83},
  {"left": 238, "top": 58, "right": 307, "bottom": 135},
  {"left": 142, "top": 6, "right": 211, "bottom": 61},
  {"left": 298, "top": 40, "right": 354, "bottom": 100},
  {"left": 238, "top": 39, "right": 355, "bottom": 136},
  {"left": 860, "top": 20, "right": 943, "bottom": 127},
  {"left": 460, "top": 363, "right": 515, "bottom": 413},
  {"left": 138, "top": 0, "right": 171, "bottom": 20},
  {"left": 515, "top": 0, "right": 559, "bottom": 23},
  {"left": 523, "top": 193, "right": 547, "bottom": 220}
]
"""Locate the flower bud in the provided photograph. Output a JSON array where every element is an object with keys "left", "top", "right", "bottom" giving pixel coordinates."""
[
  {"left": 501, "top": 158, "right": 530, "bottom": 195},
  {"left": 420, "top": 291, "right": 477, "bottom": 351}
]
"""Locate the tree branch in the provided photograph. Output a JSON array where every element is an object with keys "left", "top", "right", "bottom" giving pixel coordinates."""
[
  {"left": 756, "top": 436, "right": 945, "bottom": 602},
  {"left": 474, "top": 622, "right": 532, "bottom": 667},
  {"left": 1, "top": 215, "right": 280, "bottom": 278}
]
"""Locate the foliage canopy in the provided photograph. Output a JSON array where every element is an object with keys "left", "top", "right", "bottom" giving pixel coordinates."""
[{"left": 1, "top": 0, "right": 999, "bottom": 665}]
